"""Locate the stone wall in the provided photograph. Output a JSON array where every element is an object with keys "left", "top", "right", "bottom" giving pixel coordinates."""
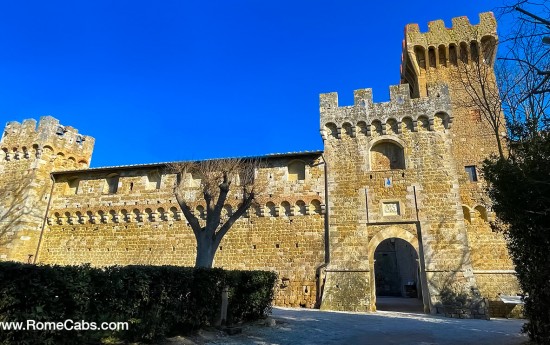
[{"left": 36, "top": 153, "right": 326, "bottom": 308}]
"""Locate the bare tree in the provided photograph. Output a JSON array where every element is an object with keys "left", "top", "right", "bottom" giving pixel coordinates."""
[
  {"left": 497, "top": 1, "right": 550, "bottom": 136},
  {"left": 168, "top": 158, "right": 263, "bottom": 268}
]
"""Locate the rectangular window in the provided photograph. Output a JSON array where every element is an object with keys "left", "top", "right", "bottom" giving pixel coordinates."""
[{"left": 465, "top": 166, "right": 478, "bottom": 182}]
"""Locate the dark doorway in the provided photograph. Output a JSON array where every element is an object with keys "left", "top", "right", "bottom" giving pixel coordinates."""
[{"left": 374, "top": 238, "right": 424, "bottom": 312}]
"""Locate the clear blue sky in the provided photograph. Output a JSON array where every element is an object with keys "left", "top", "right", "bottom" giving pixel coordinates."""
[{"left": 0, "top": 1, "right": 502, "bottom": 167}]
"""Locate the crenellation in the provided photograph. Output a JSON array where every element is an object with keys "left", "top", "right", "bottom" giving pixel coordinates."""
[
  {"left": 405, "top": 12, "right": 497, "bottom": 47},
  {"left": 321, "top": 83, "right": 451, "bottom": 140},
  {"left": 353, "top": 88, "right": 373, "bottom": 107},
  {"left": 2, "top": 116, "right": 95, "bottom": 170}
]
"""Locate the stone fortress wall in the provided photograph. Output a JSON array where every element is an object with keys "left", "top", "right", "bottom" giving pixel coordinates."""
[
  {"left": 37, "top": 152, "right": 327, "bottom": 308},
  {"left": 0, "top": 12, "right": 520, "bottom": 317},
  {"left": 0, "top": 117, "right": 93, "bottom": 263}
]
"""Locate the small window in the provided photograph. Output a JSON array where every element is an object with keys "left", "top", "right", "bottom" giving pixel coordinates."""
[
  {"left": 465, "top": 166, "right": 478, "bottom": 182},
  {"left": 104, "top": 174, "right": 119, "bottom": 194},
  {"left": 66, "top": 178, "right": 79, "bottom": 195},
  {"left": 147, "top": 171, "right": 161, "bottom": 190},
  {"left": 288, "top": 161, "right": 306, "bottom": 181}
]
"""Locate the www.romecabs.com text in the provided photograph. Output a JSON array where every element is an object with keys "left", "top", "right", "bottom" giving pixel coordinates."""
[{"left": 0, "top": 320, "right": 129, "bottom": 331}]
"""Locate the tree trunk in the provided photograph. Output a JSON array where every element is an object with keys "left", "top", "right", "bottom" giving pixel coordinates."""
[{"left": 195, "top": 234, "right": 217, "bottom": 268}]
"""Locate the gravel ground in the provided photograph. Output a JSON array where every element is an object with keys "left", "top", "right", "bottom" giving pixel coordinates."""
[{"left": 164, "top": 307, "right": 528, "bottom": 345}]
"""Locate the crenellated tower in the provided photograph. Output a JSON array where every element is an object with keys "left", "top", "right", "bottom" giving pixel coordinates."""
[
  {"left": 400, "top": 12, "right": 503, "bottom": 202},
  {"left": 0, "top": 116, "right": 94, "bottom": 262}
]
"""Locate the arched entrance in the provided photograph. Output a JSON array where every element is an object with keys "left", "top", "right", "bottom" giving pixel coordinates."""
[
  {"left": 374, "top": 238, "right": 423, "bottom": 312},
  {"left": 368, "top": 228, "right": 429, "bottom": 313}
]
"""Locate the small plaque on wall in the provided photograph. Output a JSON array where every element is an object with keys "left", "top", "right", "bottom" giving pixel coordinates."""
[{"left": 382, "top": 201, "right": 400, "bottom": 216}]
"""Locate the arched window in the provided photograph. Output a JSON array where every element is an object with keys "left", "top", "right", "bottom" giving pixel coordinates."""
[
  {"left": 481, "top": 36, "right": 496, "bottom": 65},
  {"left": 438, "top": 45, "right": 447, "bottom": 67},
  {"left": 470, "top": 41, "right": 479, "bottom": 62},
  {"left": 288, "top": 161, "right": 306, "bottom": 181},
  {"left": 402, "top": 117, "right": 414, "bottom": 132},
  {"left": 342, "top": 122, "right": 353, "bottom": 137},
  {"left": 414, "top": 46, "right": 426, "bottom": 69},
  {"left": 325, "top": 123, "right": 338, "bottom": 139},
  {"left": 449, "top": 44, "right": 458, "bottom": 66},
  {"left": 434, "top": 112, "right": 450, "bottom": 131},
  {"left": 370, "top": 141, "right": 405, "bottom": 170},
  {"left": 428, "top": 47, "right": 436, "bottom": 68},
  {"left": 386, "top": 119, "right": 398, "bottom": 135},
  {"left": 357, "top": 121, "right": 368, "bottom": 136},
  {"left": 371, "top": 120, "right": 383, "bottom": 136},
  {"left": 459, "top": 42, "right": 469, "bottom": 64},
  {"left": 417, "top": 116, "right": 430, "bottom": 131},
  {"left": 311, "top": 199, "right": 322, "bottom": 215}
]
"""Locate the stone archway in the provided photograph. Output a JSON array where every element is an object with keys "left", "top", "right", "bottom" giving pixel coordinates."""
[{"left": 368, "top": 227, "right": 429, "bottom": 313}]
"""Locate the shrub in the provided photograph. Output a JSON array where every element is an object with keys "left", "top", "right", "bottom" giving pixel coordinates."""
[{"left": 0, "top": 262, "right": 276, "bottom": 344}]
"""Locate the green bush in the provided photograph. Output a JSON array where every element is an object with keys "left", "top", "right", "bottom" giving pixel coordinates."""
[
  {"left": 226, "top": 270, "right": 277, "bottom": 324},
  {"left": 0, "top": 262, "right": 276, "bottom": 344}
]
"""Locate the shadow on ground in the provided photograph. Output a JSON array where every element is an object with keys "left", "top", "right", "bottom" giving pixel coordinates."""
[{"left": 163, "top": 307, "right": 527, "bottom": 345}]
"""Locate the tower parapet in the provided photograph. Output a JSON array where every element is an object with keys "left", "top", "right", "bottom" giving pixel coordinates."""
[
  {"left": 401, "top": 12, "right": 498, "bottom": 98},
  {"left": 1, "top": 116, "right": 95, "bottom": 169},
  {"left": 320, "top": 83, "right": 452, "bottom": 140},
  {"left": 404, "top": 12, "right": 496, "bottom": 49}
]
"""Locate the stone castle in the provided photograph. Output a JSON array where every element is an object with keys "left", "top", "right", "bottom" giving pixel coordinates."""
[{"left": 0, "top": 12, "right": 520, "bottom": 317}]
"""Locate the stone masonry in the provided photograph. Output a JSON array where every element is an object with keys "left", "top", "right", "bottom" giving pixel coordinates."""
[{"left": 0, "top": 12, "right": 520, "bottom": 317}]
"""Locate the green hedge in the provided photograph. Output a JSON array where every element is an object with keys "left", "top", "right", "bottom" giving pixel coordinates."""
[{"left": 0, "top": 262, "right": 276, "bottom": 344}]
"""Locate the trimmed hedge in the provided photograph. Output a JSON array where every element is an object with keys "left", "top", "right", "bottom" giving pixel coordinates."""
[{"left": 0, "top": 262, "right": 276, "bottom": 344}]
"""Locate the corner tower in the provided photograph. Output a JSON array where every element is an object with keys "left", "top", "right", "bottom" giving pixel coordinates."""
[{"left": 0, "top": 116, "right": 94, "bottom": 262}]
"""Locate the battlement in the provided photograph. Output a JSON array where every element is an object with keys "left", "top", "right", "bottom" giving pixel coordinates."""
[
  {"left": 1, "top": 116, "right": 95, "bottom": 168},
  {"left": 400, "top": 12, "right": 498, "bottom": 97},
  {"left": 320, "top": 83, "right": 452, "bottom": 140},
  {"left": 405, "top": 12, "right": 497, "bottom": 48}
]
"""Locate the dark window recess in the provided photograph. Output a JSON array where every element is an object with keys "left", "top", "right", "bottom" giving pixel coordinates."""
[
  {"left": 56, "top": 126, "right": 66, "bottom": 135},
  {"left": 465, "top": 166, "right": 478, "bottom": 182}
]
